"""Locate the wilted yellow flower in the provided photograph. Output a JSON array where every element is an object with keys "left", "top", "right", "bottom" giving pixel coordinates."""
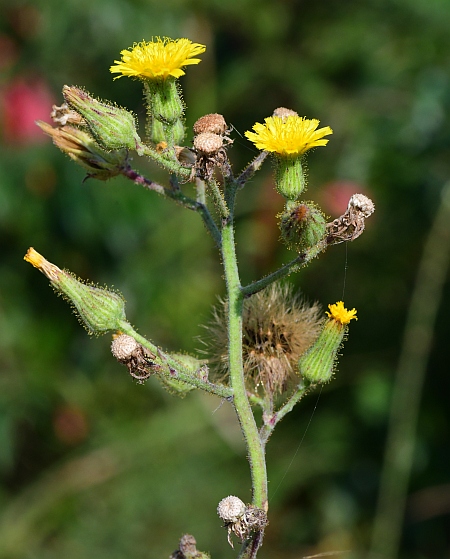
[
  {"left": 326, "top": 301, "right": 357, "bottom": 325},
  {"left": 245, "top": 116, "right": 333, "bottom": 157},
  {"left": 110, "top": 37, "right": 206, "bottom": 80}
]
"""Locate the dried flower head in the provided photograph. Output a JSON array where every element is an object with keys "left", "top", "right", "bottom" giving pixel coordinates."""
[
  {"left": 193, "top": 113, "right": 228, "bottom": 135},
  {"left": 193, "top": 132, "right": 224, "bottom": 154},
  {"left": 217, "top": 496, "right": 246, "bottom": 523},
  {"left": 217, "top": 496, "right": 268, "bottom": 548},
  {"left": 272, "top": 107, "right": 298, "bottom": 119},
  {"left": 326, "top": 193, "right": 375, "bottom": 245},
  {"left": 110, "top": 37, "right": 206, "bottom": 80},
  {"left": 203, "top": 283, "right": 322, "bottom": 395}
]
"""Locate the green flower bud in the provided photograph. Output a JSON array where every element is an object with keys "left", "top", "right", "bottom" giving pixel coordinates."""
[
  {"left": 279, "top": 201, "right": 327, "bottom": 252},
  {"left": 299, "top": 301, "right": 357, "bottom": 383},
  {"left": 274, "top": 155, "right": 306, "bottom": 200},
  {"left": 62, "top": 85, "right": 142, "bottom": 152},
  {"left": 143, "top": 79, "right": 185, "bottom": 145},
  {"left": 24, "top": 248, "right": 127, "bottom": 335}
]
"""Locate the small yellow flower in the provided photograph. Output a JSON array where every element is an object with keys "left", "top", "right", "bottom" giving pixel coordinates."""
[
  {"left": 326, "top": 301, "right": 358, "bottom": 325},
  {"left": 245, "top": 115, "right": 333, "bottom": 157},
  {"left": 110, "top": 37, "right": 206, "bottom": 80}
]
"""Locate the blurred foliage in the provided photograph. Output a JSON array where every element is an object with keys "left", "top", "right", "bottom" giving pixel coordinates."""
[{"left": 1, "top": 0, "right": 450, "bottom": 558}]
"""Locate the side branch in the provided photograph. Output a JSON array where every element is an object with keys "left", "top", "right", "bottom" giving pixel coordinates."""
[
  {"left": 237, "top": 151, "right": 269, "bottom": 188},
  {"left": 118, "top": 321, "right": 233, "bottom": 399}
]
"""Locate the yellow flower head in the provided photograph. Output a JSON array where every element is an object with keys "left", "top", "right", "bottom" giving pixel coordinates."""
[
  {"left": 245, "top": 115, "right": 333, "bottom": 157},
  {"left": 326, "top": 301, "right": 358, "bottom": 325},
  {"left": 110, "top": 37, "right": 206, "bottom": 80}
]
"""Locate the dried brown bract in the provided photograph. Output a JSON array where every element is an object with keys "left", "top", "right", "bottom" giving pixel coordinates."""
[{"left": 327, "top": 193, "right": 375, "bottom": 245}]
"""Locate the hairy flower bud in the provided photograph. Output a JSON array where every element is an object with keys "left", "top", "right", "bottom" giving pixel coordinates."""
[
  {"left": 279, "top": 202, "right": 327, "bottom": 252},
  {"left": 63, "top": 85, "right": 142, "bottom": 152},
  {"left": 143, "top": 79, "right": 185, "bottom": 145},
  {"left": 299, "top": 301, "right": 357, "bottom": 383},
  {"left": 24, "top": 248, "right": 127, "bottom": 335}
]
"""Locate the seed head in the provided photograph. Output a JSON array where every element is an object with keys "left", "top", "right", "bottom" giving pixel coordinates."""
[{"left": 203, "top": 283, "right": 322, "bottom": 396}]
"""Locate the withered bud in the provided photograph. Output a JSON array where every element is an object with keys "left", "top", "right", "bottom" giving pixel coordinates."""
[
  {"left": 193, "top": 113, "right": 228, "bottom": 135},
  {"left": 349, "top": 193, "right": 375, "bottom": 217},
  {"left": 111, "top": 334, "right": 140, "bottom": 362},
  {"left": 37, "top": 121, "right": 128, "bottom": 180},
  {"left": 217, "top": 497, "right": 268, "bottom": 548},
  {"left": 111, "top": 333, "right": 158, "bottom": 382},
  {"left": 326, "top": 193, "right": 375, "bottom": 245},
  {"left": 170, "top": 534, "right": 210, "bottom": 559},
  {"left": 193, "top": 132, "right": 224, "bottom": 155},
  {"left": 179, "top": 534, "right": 198, "bottom": 557},
  {"left": 217, "top": 496, "right": 246, "bottom": 523},
  {"left": 273, "top": 107, "right": 298, "bottom": 119},
  {"left": 51, "top": 103, "right": 84, "bottom": 126}
]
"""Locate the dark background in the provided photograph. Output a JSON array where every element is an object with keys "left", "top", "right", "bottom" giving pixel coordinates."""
[{"left": 1, "top": 1, "right": 449, "bottom": 558}]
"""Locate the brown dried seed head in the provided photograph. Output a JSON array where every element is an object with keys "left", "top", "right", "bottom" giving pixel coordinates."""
[
  {"left": 217, "top": 496, "right": 246, "bottom": 522},
  {"left": 193, "top": 132, "right": 224, "bottom": 154},
  {"left": 111, "top": 334, "right": 139, "bottom": 362},
  {"left": 193, "top": 113, "right": 228, "bottom": 135},
  {"left": 273, "top": 107, "right": 298, "bottom": 119}
]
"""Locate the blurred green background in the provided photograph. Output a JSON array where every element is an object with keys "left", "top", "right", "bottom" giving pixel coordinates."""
[{"left": 1, "top": 0, "right": 450, "bottom": 558}]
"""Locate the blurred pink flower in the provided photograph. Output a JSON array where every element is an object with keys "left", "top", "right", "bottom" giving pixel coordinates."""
[
  {"left": 320, "top": 180, "right": 368, "bottom": 216},
  {"left": 1, "top": 77, "right": 54, "bottom": 145}
]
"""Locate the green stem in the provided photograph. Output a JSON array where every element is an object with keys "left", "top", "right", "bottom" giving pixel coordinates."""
[
  {"left": 221, "top": 217, "right": 268, "bottom": 511},
  {"left": 118, "top": 321, "right": 233, "bottom": 399},
  {"left": 260, "top": 379, "right": 311, "bottom": 445},
  {"left": 241, "top": 241, "right": 327, "bottom": 298},
  {"left": 205, "top": 178, "right": 229, "bottom": 219}
]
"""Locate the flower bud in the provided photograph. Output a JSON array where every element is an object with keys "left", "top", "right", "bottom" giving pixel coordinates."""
[
  {"left": 143, "top": 79, "right": 185, "bottom": 145},
  {"left": 37, "top": 121, "right": 128, "bottom": 180},
  {"left": 62, "top": 86, "right": 142, "bottom": 152},
  {"left": 299, "top": 301, "right": 357, "bottom": 383},
  {"left": 279, "top": 201, "right": 327, "bottom": 252},
  {"left": 274, "top": 155, "right": 307, "bottom": 200},
  {"left": 24, "top": 248, "right": 127, "bottom": 335}
]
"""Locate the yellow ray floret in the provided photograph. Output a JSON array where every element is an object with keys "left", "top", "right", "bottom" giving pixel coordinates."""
[
  {"left": 245, "top": 115, "right": 333, "bottom": 157},
  {"left": 326, "top": 301, "right": 358, "bottom": 325},
  {"left": 110, "top": 37, "right": 206, "bottom": 80}
]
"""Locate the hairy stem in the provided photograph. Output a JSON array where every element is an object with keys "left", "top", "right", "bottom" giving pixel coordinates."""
[{"left": 221, "top": 212, "right": 268, "bottom": 513}]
